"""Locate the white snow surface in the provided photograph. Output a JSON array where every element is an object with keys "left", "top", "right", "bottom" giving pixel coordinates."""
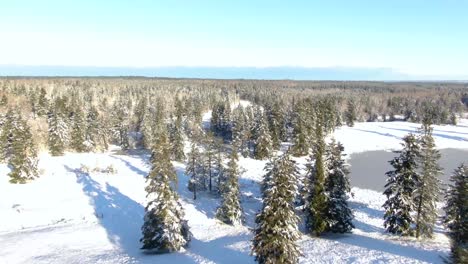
[
  {"left": 333, "top": 120, "right": 468, "bottom": 154},
  {"left": 1, "top": 118, "right": 465, "bottom": 263}
]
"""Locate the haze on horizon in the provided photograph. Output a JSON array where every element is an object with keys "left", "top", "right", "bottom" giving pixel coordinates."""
[{"left": 1, "top": 0, "right": 467, "bottom": 80}]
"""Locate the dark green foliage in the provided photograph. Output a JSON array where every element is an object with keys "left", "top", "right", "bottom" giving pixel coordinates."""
[
  {"left": 216, "top": 144, "right": 243, "bottom": 225},
  {"left": 70, "top": 107, "right": 87, "bottom": 152},
  {"left": 252, "top": 151, "right": 301, "bottom": 264},
  {"left": 414, "top": 123, "right": 442, "bottom": 238},
  {"left": 47, "top": 109, "right": 69, "bottom": 156},
  {"left": 254, "top": 114, "right": 272, "bottom": 160},
  {"left": 325, "top": 139, "right": 354, "bottom": 233},
  {"left": 140, "top": 129, "right": 191, "bottom": 252},
  {"left": 186, "top": 142, "right": 204, "bottom": 199},
  {"left": 2, "top": 110, "right": 39, "bottom": 183},
  {"left": 171, "top": 114, "right": 186, "bottom": 162},
  {"left": 345, "top": 99, "right": 356, "bottom": 127},
  {"left": 383, "top": 134, "right": 420, "bottom": 236},
  {"left": 304, "top": 119, "right": 328, "bottom": 236},
  {"left": 444, "top": 164, "right": 468, "bottom": 263}
]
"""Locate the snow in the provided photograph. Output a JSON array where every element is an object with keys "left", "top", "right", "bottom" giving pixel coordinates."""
[
  {"left": 2, "top": 116, "right": 466, "bottom": 263},
  {"left": 333, "top": 120, "right": 468, "bottom": 154}
]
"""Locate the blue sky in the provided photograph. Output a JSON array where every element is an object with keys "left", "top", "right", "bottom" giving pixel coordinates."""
[{"left": 1, "top": 0, "right": 467, "bottom": 79}]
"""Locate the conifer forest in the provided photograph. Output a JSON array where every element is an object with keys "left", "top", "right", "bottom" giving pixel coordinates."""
[{"left": 0, "top": 78, "right": 467, "bottom": 263}]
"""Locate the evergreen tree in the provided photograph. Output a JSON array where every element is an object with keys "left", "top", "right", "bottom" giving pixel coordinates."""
[
  {"left": 5, "top": 110, "right": 39, "bottom": 183},
  {"left": 70, "top": 107, "right": 87, "bottom": 152},
  {"left": 140, "top": 129, "right": 191, "bottom": 252},
  {"left": 37, "top": 87, "right": 48, "bottom": 117},
  {"left": 252, "top": 152, "right": 301, "bottom": 264},
  {"left": 171, "top": 114, "right": 185, "bottom": 162},
  {"left": 304, "top": 119, "right": 328, "bottom": 236},
  {"left": 443, "top": 164, "right": 468, "bottom": 263},
  {"left": 254, "top": 115, "right": 272, "bottom": 160},
  {"left": 325, "top": 139, "right": 354, "bottom": 233},
  {"left": 0, "top": 109, "right": 14, "bottom": 162},
  {"left": 47, "top": 109, "right": 69, "bottom": 156},
  {"left": 291, "top": 107, "right": 310, "bottom": 156},
  {"left": 266, "top": 102, "right": 283, "bottom": 150},
  {"left": 414, "top": 123, "right": 442, "bottom": 238},
  {"left": 186, "top": 142, "right": 203, "bottom": 200},
  {"left": 214, "top": 138, "right": 226, "bottom": 193},
  {"left": 345, "top": 100, "right": 356, "bottom": 127},
  {"left": 382, "top": 133, "right": 420, "bottom": 235},
  {"left": 216, "top": 144, "right": 243, "bottom": 225},
  {"left": 203, "top": 132, "right": 216, "bottom": 192}
]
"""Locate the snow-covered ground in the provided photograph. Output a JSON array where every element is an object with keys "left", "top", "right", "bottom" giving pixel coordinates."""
[
  {"left": 334, "top": 119, "right": 468, "bottom": 155},
  {"left": 2, "top": 118, "right": 467, "bottom": 263}
]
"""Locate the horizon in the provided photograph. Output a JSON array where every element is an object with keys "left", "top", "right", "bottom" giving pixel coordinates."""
[{"left": 1, "top": 1, "right": 468, "bottom": 80}]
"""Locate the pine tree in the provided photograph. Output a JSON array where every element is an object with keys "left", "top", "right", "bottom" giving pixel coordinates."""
[
  {"left": 266, "top": 102, "right": 283, "bottom": 150},
  {"left": 382, "top": 133, "right": 420, "bottom": 235},
  {"left": 214, "top": 138, "right": 226, "bottom": 193},
  {"left": 345, "top": 100, "right": 356, "bottom": 127},
  {"left": 216, "top": 144, "right": 243, "bottom": 225},
  {"left": 186, "top": 142, "right": 202, "bottom": 200},
  {"left": 304, "top": 119, "right": 328, "bottom": 236},
  {"left": 291, "top": 109, "right": 309, "bottom": 156},
  {"left": 5, "top": 111, "right": 39, "bottom": 183},
  {"left": 37, "top": 87, "right": 48, "bottom": 117},
  {"left": 171, "top": 114, "right": 185, "bottom": 162},
  {"left": 252, "top": 151, "right": 301, "bottom": 264},
  {"left": 254, "top": 115, "right": 272, "bottom": 160},
  {"left": 443, "top": 164, "right": 468, "bottom": 263},
  {"left": 84, "top": 106, "right": 100, "bottom": 152},
  {"left": 0, "top": 109, "right": 14, "bottom": 162},
  {"left": 47, "top": 109, "right": 69, "bottom": 156},
  {"left": 414, "top": 123, "right": 442, "bottom": 238},
  {"left": 70, "top": 107, "right": 86, "bottom": 152},
  {"left": 203, "top": 132, "right": 216, "bottom": 192},
  {"left": 325, "top": 139, "right": 354, "bottom": 233},
  {"left": 140, "top": 129, "right": 191, "bottom": 252}
]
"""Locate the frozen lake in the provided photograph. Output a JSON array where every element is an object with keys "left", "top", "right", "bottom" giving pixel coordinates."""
[{"left": 348, "top": 148, "right": 468, "bottom": 192}]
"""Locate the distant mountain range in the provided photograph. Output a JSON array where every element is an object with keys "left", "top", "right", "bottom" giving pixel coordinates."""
[{"left": 0, "top": 65, "right": 466, "bottom": 81}]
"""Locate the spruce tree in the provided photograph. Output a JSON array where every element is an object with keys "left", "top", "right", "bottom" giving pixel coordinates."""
[
  {"left": 140, "top": 129, "right": 191, "bottom": 252},
  {"left": 325, "top": 139, "right": 354, "bottom": 233},
  {"left": 345, "top": 100, "right": 356, "bottom": 127},
  {"left": 47, "top": 109, "right": 69, "bottom": 156},
  {"left": 382, "top": 133, "right": 420, "bottom": 235},
  {"left": 291, "top": 110, "right": 309, "bottom": 156},
  {"left": 254, "top": 115, "right": 272, "bottom": 160},
  {"left": 171, "top": 114, "right": 185, "bottom": 162},
  {"left": 70, "top": 107, "right": 86, "bottom": 152},
  {"left": 216, "top": 144, "right": 243, "bottom": 225},
  {"left": 186, "top": 142, "right": 202, "bottom": 200},
  {"left": 252, "top": 151, "right": 301, "bottom": 264},
  {"left": 84, "top": 106, "right": 100, "bottom": 152},
  {"left": 443, "top": 164, "right": 468, "bottom": 263},
  {"left": 6, "top": 111, "right": 39, "bottom": 183},
  {"left": 304, "top": 118, "right": 328, "bottom": 236},
  {"left": 414, "top": 123, "right": 442, "bottom": 238}
]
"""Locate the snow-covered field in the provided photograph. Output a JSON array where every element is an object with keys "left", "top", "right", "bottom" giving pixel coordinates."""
[{"left": 1, "top": 119, "right": 467, "bottom": 264}]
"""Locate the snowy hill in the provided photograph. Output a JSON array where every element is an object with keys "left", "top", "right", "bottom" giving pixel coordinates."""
[{"left": 2, "top": 119, "right": 467, "bottom": 263}]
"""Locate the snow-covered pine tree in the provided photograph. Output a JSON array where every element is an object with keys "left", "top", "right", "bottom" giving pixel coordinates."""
[
  {"left": 84, "top": 106, "right": 100, "bottom": 152},
  {"left": 266, "top": 102, "right": 283, "bottom": 150},
  {"left": 7, "top": 111, "right": 39, "bottom": 183},
  {"left": 70, "top": 106, "right": 87, "bottom": 152},
  {"left": 291, "top": 106, "right": 310, "bottom": 156},
  {"left": 0, "top": 109, "right": 14, "bottom": 162},
  {"left": 382, "top": 133, "right": 420, "bottom": 236},
  {"left": 345, "top": 99, "right": 356, "bottom": 127},
  {"left": 37, "top": 87, "right": 48, "bottom": 117},
  {"left": 186, "top": 142, "right": 203, "bottom": 200},
  {"left": 254, "top": 115, "right": 272, "bottom": 160},
  {"left": 216, "top": 143, "right": 243, "bottom": 225},
  {"left": 304, "top": 119, "right": 328, "bottom": 236},
  {"left": 111, "top": 101, "right": 130, "bottom": 150},
  {"left": 414, "top": 122, "right": 442, "bottom": 238},
  {"left": 47, "top": 108, "right": 69, "bottom": 156},
  {"left": 171, "top": 113, "right": 185, "bottom": 162},
  {"left": 140, "top": 128, "right": 191, "bottom": 253},
  {"left": 443, "top": 164, "right": 468, "bottom": 263},
  {"left": 203, "top": 132, "right": 216, "bottom": 192},
  {"left": 252, "top": 151, "right": 301, "bottom": 264},
  {"left": 325, "top": 139, "right": 354, "bottom": 233},
  {"left": 214, "top": 138, "right": 226, "bottom": 193}
]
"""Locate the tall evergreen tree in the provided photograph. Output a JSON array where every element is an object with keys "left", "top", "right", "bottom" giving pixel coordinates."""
[
  {"left": 186, "top": 142, "right": 203, "bottom": 200},
  {"left": 443, "top": 164, "right": 468, "bottom": 263},
  {"left": 140, "top": 129, "right": 191, "bottom": 252},
  {"left": 203, "top": 132, "right": 216, "bottom": 192},
  {"left": 345, "top": 100, "right": 356, "bottom": 127},
  {"left": 252, "top": 152, "right": 301, "bottom": 264},
  {"left": 325, "top": 139, "right": 354, "bottom": 233},
  {"left": 171, "top": 114, "right": 185, "bottom": 162},
  {"left": 414, "top": 123, "right": 442, "bottom": 238},
  {"left": 291, "top": 107, "right": 310, "bottom": 156},
  {"left": 70, "top": 107, "right": 87, "bottom": 152},
  {"left": 304, "top": 119, "right": 328, "bottom": 236},
  {"left": 47, "top": 109, "right": 69, "bottom": 156},
  {"left": 254, "top": 115, "right": 272, "bottom": 160},
  {"left": 382, "top": 133, "right": 420, "bottom": 235},
  {"left": 216, "top": 144, "right": 243, "bottom": 225}
]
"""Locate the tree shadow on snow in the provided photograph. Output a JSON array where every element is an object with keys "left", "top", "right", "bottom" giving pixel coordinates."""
[
  {"left": 65, "top": 165, "right": 145, "bottom": 259},
  {"left": 109, "top": 154, "right": 149, "bottom": 177}
]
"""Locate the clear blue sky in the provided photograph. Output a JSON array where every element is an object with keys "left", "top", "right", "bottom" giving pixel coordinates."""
[{"left": 1, "top": 0, "right": 467, "bottom": 78}]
